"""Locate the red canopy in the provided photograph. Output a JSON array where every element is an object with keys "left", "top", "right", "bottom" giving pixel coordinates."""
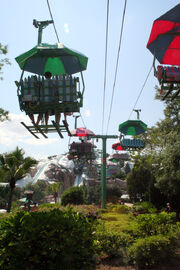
[
  {"left": 112, "top": 142, "right": 123, "bottom": 151},
  {"left": 147, "top": 4, "right": 180, "bottom": 65},
  {"left": 71, "top": 127, "right": 95, "bottom": 137}
]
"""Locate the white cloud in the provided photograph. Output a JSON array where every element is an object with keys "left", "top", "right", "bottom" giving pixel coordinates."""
[
  {"left": 25, "top": 137, "right": 58, "bottom": 146},
  {"left": 64, "top": 23, "right": 69, "bottom": 33},
  {"left": 30, "top": 153, "right": 48, "bottom": 160},
  {"left": 0, "top": 113, "right": 58, "bottom": 146},
  {"left": 85, "top": 109, "right": 91, "bottom": 117}
]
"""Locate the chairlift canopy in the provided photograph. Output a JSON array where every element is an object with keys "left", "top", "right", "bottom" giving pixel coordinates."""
[
  {"left": 119, "top": 120, "right": 147, "bottom": 136},
  {"left": 15, "top": 43, "right": 88, "bottom": 76},
  {"left": 147, "top": 4, "right": 180, "bottom": 65}
]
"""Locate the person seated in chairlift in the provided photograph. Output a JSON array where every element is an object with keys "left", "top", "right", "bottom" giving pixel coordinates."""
[{"left": 44, "top": 71, "right": 52, "bottom": 79}]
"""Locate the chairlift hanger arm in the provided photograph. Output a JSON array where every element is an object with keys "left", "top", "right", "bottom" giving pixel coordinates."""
[{"left": 33, "top": 19, "right": 54, "bottom": 45}]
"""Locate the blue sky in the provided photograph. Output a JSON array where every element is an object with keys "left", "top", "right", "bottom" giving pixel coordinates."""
[{"left": 0, "top": 0, "right": 179, "bottom": 159}]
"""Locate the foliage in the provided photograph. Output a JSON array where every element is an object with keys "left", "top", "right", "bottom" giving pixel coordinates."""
[
  {"left": 100, "top": 210, "right": 132, "bottom": 233},
  {"left": 96, "top": 221, "right": 133, "bottom": 258},
  {"left": 110, "top": 204, "right": 131, "bottom": 214},
  {"left": 0, "top": 186, "right": 21, "bottom": 209},
  {"left": 0, "top": 43, "right": 10, "bottom": 79},
  {"left": 106, "top": 184, "right": 122, "bottom": 203},
  {"left": 61, "top": 186, "right": 85, "bottom": 206},
  {"left": 127, "top": 234, "right": 178, "bottom": 269},
  {"left": 84, "top": 184, "right": 122, "bottom": 205},
  {"left": 22, "top": 180, "right": 47, "bottom": 204},
  {"left": 0, "top": 108, "right": 9, "bottom": 122},
  {"left": 154, "top": 132, "right": 180, "bottom": 212},
  {"left": 132, "top": 201, "right": 157, "bottom": 214},
  {"left": 0, "top": 208, "right": 98, "bottom": 270},
  {"left": 144, "top": 98, "right": 180, "bottom": 214},
  {"left": 96, "top": 206, "right": 180, "bottom": 268},
  {"left": 126, "top": 153, "right": 167, "bottom": 208},
  {"left": 38, "top": 203, "right": 102, "bottom": 220},
  {"left": 84, "top": 184, "right": 101, "bottom": 204},
  {"left": 0, "top": 147, "right": 37, "bottom": 212},
  {"left": 112, "top": 169, "right": 126, "bottom": 180},
  {"left": 46, "top": 182, "right": 62, "bottom": 203},
  {"left": 130, "top": 212, "right": 178, "bottom": 238},
  {"left": 0, "top": 43, "right": 10, "bottom": 121}
]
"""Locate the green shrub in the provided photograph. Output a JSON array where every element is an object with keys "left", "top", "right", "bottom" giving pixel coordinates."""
[
  {"left": 61, "top": 186, "right": 85, "bottom": 206},
  {"left": 127, "top": 234, "right": 177, "bottom": 268},
  {"left": 133, "top": 201, "right": 157, "bottom": 214},
  {"left": 112, "top": 204, "right": 130, "bottom": 214},
  {"left": 0, "top": 208, "right": 97, "bottom": 270},
  {"left": 131, "top": 212, "right": 177, "bottom": 237},
  {"left": 96, "top": 222, "right": 133, "bottom": 258}
]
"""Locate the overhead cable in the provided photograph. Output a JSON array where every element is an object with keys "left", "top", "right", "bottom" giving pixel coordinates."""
[
  {"left": 106, "top": 0, "right": 127, "bottom": 134},
  {"left": 128, "top": 64, "right": 153, "bottom": 120},
  {"left": 80, "top": 112, "right": 86, "bottom": 128},
  {"left": 102, "top": 0, "right": 110, "bottom": 135},
  {"left": 46, "top": 0, "right": 60, "bottom": 43}
]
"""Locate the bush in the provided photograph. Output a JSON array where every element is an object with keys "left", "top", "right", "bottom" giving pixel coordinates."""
[
  {"left": 83, "top": 184, "right": 122, "bottom": 205},
  {"left": 131, "top": 212, "right": 177, "bottom": 237},
  {"left": 61, "top": 186, "right": 85, "bottom": 206},
  {"left": 133, "top": 201, "right": 157, "bottom": 214},
  {"left": 111, "top": 204, "right": 130, "bottom": 214},
  {"left": 127, "top": 234, "right": 178, "bottom": 268},
  {"left": 0, "top": 208, "right": 97, "bottom": 270},
  {"left": 96, "top": 223, "right": 133, "bottom": 258}
]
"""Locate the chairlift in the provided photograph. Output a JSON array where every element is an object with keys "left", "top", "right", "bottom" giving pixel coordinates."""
[
  {"left": 118, "top": 110, "right": 147, "bottom": 151},
  {"left": 15, "top": 20, "right": 88, "bottom": 139},
  {"left": 147, "top": 4, "right": 180, "bottom": 101}
]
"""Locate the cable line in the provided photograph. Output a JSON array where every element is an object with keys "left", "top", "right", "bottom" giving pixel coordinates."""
[
  {"left": 128, "top": 64, "right": 153, "bottom": 120},
  {"left": 106, "top": 0, "right": 127, "bottom": 134},
  {"left": 102, "top": 0, "right": 110, "bottom": 135},
  {"left": 80, "top": 112, "right": 86, "bottom": 128},
  {"left": 46, "top": 0, "right": 60, "bottom": 43}
]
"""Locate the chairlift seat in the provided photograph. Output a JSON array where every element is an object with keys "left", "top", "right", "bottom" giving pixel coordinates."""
[
  {"left": 69, "top": 142, "right": 93, "bottom": 154},
  {"left": 120, "top": 139, "right": 145, "bottom": 149},
  {"left": 157, "top": 66, "right": 180, "bottom": 83},
  {"left": 19, "top": 74, "right": 80, "bottom": 114}
]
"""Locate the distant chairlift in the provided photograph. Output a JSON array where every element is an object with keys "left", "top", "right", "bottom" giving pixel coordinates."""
[
  {"left": 15, "top": 20, "right": 88, "bottom": 139},
  {"left": 69, "top": 141, "right": 96, "bottom": 161},
  {"left": 118, "top": 109, "right": 147, "bottom": 151},
  {"left": 147, "top": 4, "right": 180, "bottom": 101}
]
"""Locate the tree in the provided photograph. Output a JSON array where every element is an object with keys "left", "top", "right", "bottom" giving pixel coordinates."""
[
  {"left": 22, "top": 180, "right": 47, "bottom": 204},
  {"left": 0, "top": 43, "right": 10, "bottom": 79},
  {"left": 0, "top": 43, "right": 10, "bottom": 121},
  {"left": 0, "top": 147, "right": 37, "bottom": 212},
  {"left": 61, "top": 186, "right": 85, "bottom": 206},
  {"left": 126, "top": 154, "right": 167, "bottom": 207},
  {"left": 152, "top": 97, "right": 180, "bottom": 216},
  {"left": 47, "top": 182, "right": 62, "bottom": 203},
  {"left": 154, "top": 132, "right": 180, "bottom": 216}
]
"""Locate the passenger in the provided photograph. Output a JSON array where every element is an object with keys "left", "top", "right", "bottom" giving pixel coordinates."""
[
  {"left": 35, "top": 72, "right": 53, "bottom": 125},
  {"left": 44, "top": 71, "right": 52, "bottom": 79}
]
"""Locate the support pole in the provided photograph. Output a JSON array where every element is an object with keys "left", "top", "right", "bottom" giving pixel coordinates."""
[
  {"left": 90, "top": 135, "right": 118, "bottom": 208},
  {"left": 101, "top": 137, "right": 107, "bottom": 208}
]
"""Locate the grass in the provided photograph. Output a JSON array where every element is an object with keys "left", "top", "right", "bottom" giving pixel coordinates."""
[{"left": 99, "top": 204, "right": 133, "bottom": 233}]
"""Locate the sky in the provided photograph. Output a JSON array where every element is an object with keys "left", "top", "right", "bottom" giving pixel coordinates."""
[{"left": 0, "top": 0, "right": 179, "bottom": 160}]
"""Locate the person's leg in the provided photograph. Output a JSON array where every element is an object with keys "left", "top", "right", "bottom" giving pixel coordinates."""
[
  {"left": 45, "top": 112, "right": 49, "bottom": 126},
  {"left": 36, "top": 113, "right": 43, "bottom": 125},
  {"left": 55, "top": 112, "right": 61, "bottom": 124},
  {"left": 28, "top": 113, "right": 35, "bottom": 123}
]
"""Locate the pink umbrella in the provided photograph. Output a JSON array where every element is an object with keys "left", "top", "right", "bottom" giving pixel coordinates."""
[{"left": 71, "top": 127, "right": 95, "bottom": 137}]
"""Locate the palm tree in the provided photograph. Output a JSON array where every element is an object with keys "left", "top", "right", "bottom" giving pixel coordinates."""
[
  {"left": 47, "top": 182, "right": 62, "bottom": 203},
  {"left": 0, "top": 147, "right": 37, "bottom": 212}
]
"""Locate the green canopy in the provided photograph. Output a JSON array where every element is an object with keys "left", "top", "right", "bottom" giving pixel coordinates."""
[
  {"left": 15, "top": 43, "right": 88, "bottom": 76},
  {"left": 119, "top": 120, "right": 147, "bottom": 136}
]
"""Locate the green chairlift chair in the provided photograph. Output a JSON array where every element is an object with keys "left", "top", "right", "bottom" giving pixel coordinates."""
[
  {"left": 15, "top": 20, "right": 88, "bottom": 139},
  {"left": 118, "top": 109, "right": 147, "bottom": 151}
]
